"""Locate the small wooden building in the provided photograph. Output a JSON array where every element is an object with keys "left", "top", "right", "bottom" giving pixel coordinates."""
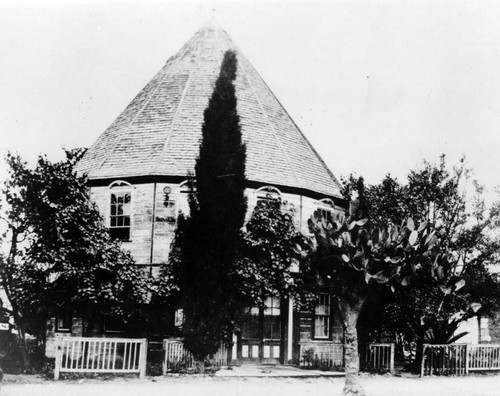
[{"left": 47, "top": 20, "right": 347, "bottom": 365}]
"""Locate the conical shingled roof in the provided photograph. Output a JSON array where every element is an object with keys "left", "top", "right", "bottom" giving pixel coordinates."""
[{"left": 76, "top": 23, "right": 342, "bottom": 198}]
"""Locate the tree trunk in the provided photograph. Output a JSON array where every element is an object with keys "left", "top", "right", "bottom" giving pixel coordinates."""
[
  {"left": 339, "top": 295, "right": 366, "bottom": 396},
  {"left": 16, "top": 327, "right": 30, "bottom": 371}
]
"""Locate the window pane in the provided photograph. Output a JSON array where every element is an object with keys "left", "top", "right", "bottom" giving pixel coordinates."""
[
  {"left": 263, "top": 321, "right": 281, "bottom": 340},
  {"left": 110, "top": 226, "right": 130, "bottom": 240},
  {"left": 109, "top": 189, "right": 132, "bottom": 241},
  {"left": 122, "top": 202, "right": 131, "bottom": 216},
  {"left": 314, "top": 294, "right": 330, "bottom": 338},
  {"left": 242, "top": 313, "right": 260, "bottom": 339},
  {"left": 323, "top": 317, "right": 330, "bottom": 336},
  {"left": 264, "top": 297, "right": 280, "bottom": 315}
]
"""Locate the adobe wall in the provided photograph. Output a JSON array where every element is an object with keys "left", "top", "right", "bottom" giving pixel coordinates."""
[
  {"left": 89, "top": 182, "right": 344, "bottom": 267},
  {"left": 43, "top": 181, "right": 344, "bottom": 359}
]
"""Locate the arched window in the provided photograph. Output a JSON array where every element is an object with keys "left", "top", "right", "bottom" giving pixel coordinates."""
[
  {"left": 316, "top": 198, "right": 335, "bottom": 223},
  {"left": 255, "top": 186, "right": 281, "bottom": 202},
  {"left": 109, "top": 181, "right": 132, "bottom": 241}
]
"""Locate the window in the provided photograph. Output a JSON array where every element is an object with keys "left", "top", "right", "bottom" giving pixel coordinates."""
[
  {"left": 241, "top": 307, "right": 260, "bottom": 339},
  {"left": 56, "top": 311, "right": 72, "bottom": 332},
  {"left": 109, "top": 182, "right": 132, "bottom": 240},
  {"left": 178, "top": 180, "right": 192, "bottom": 216},
  {"left": 103, "top": 316, "right": 125, "bottom": 333},
  {"left": 263, "top": 297, "right": 281, "bottom": 340},
  {"left": 174, "top": 309, "right": 185, "bottom": 327},
  {"left": 314, "top": 294, "right": 330, "bottom": 339},
  {"left": 255, "top": 186, "right": 281, "bottom": 202},
  {"left": 317, "top": 199, "right": 335, "bottom": 224}
]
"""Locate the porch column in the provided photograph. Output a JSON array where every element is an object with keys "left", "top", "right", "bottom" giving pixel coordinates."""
[
  {"left": 287, "top": 297, "right": 293, "bottom": 362},
  {"left": 232, "top": 333, "right": 238, "bottom": 361}
]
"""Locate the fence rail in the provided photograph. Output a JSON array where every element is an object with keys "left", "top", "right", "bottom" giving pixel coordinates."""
[
  {"left": 421, "top": 344, "right": 500, "bottom": 376},
  {"left": 54, "top": 337, "right": 147, "bottom": 380},
  {"left": 162, "top": 339, "right": 228, "bottom": 374},
  {"left": 468, "top": 344, "right": 500, "bottom": 371},
  {"left": 363, "top": 343, "right": 395, "bottom": 373}
]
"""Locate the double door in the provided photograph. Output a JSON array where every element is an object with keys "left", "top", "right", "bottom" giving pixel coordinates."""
[{"left": 239, "top": 297, "right": 283, "bottom": 364}]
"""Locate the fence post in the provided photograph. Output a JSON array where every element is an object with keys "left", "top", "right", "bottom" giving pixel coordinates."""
[
  {"left": 162, "top": 340, "right": 167, "bottom": 376},
  {"left": 465, "top": 344, "right": 470, "bottom": 376},
  {"left": 420, "top": 344, "right": 426, "bottom": 377},
  {"left": 139, "top": 339, "right": 148, "bottom": 379},
  {"left": 390, "top": 343, "right": 395, "bottom": 374},
  {"left": 54, "top": 337, "right": 62, "bottom": 381}
]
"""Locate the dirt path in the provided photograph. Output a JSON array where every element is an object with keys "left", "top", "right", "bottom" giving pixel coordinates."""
[{"left": 2, "top": 375, "right": 500, "bottom": 396}]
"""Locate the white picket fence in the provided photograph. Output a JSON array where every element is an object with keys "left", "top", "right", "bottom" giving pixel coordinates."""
[
  {"left": 363, "top": 343, "right": 395, "bottom": 374},
  {"left": 299, "top": 341, "right": 344, "bottom": 369},
  {"left": 299, "top": 342, "right": 395, "bottom": 372},
  {"left": 162, "top": 338, "right": 229, "bottom": 374},
  {"left": 421, "top": 344, "right": 500, "bottom": 376},
  {"left": 54, "top": 337, "right": 147, "bottom": 380},
  {"left": 468, "top": 344, "right": 500, "bottom": 371}
]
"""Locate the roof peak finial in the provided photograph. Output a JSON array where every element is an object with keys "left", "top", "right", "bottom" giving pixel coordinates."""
[{"left": 204, "top": 7, "right": 221, "bottom": 30}]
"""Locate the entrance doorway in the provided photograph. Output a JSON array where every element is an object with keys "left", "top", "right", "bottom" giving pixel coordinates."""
[{"left": 239, "top": 297, "right": 283, "bottom": 364}]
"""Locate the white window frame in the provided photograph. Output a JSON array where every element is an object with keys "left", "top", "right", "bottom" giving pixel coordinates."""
[
  {"left": 178, "top": 180, "right": 193, "bottom": 216},
  {"left": 314, "top": 294, "right": 331, "bottom": 339},
  {"left": 255, "top": 186, "right": 281, "bottom": 202},
  {"left": 316, "top": 198, "right": 335, "bottom": 224},
  {"left": 56, "top": 311, "right": 72, "bottom": 333},
  {"left": 174, "top": 308, "right": 185, "bottom": 327},
  {"left": 263, "top": 297, "right": 281, "bottom": 341},
  {"left": 108, "top": 181, "right": 133, "bottom": 241}
]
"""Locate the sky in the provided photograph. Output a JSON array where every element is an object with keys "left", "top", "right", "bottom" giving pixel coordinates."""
[{"left": 1, "top": 0, "right": 500, "bottom": 199}]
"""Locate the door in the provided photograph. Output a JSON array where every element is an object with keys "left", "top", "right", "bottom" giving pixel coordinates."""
[
  {"left": 262, "top": 296, "right": 282, "bottom": 364},
  {"left": 239, "top": 297, "right": 283, "bottom": 364}
]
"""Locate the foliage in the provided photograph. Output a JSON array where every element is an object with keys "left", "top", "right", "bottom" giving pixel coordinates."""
[
  {"left": 155, "top": 213, "right": 185, "bottom": 304},
  {"left": 344, "top": 156, "right": 500, "bottom": 348},
  {"left": 238, "top": 199, "right": 306, "bottom": 305},
  {"left": 0, "top": 149, "right": 151, "bottom": 364},
  {"left": 301, "top": 178, "right": 451, "bottom": 395},
  {"left": 180, "top": 50, "right": 248, "bottom": 361},
  {"left": 146, "top": 361, "right": 164, "bottom": 377},
  {"left": 301, "top": 347, "right": 342, "bottom": 371},
  {"left": 421, "top": 318, "right": 468, "bottom": 344},
  {"left": 303, "top": 211, "right": 445, "bottom": 303},
  {"left": 146, "top": 214, "right": 186, "bottom": 339}
]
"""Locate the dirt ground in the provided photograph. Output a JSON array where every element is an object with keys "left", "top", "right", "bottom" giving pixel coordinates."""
[{"left": 2, "top": 373, "right": 500, "bottom": 396}]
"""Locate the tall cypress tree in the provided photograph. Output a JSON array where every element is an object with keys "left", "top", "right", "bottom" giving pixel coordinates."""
[{"left": 181, "top": 50, "right": 247, "bottom": 362}]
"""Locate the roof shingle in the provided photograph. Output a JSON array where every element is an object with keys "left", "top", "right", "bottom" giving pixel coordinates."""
[{"left": 76, "top": 24, "right": 342, "bottom": 198}]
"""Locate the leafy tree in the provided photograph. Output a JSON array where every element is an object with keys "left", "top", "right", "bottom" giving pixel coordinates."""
[
  {"left": 179, "top": 50, "right": 248, "bottom": 364},
  {"left": 147, "top": 214, "right": 185, "bottom": 338},
  {"left": 349, "top": 157, "right": 500, "bottom": 358},
  {"left": 239, "top": 199, "right": 306, "bottom": 304},
  {"left": 0, "top": 149, "right": 151, "bottom": 368},
  {"left": 300, "top": 179, "right": 455, "bottom": 396}
]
